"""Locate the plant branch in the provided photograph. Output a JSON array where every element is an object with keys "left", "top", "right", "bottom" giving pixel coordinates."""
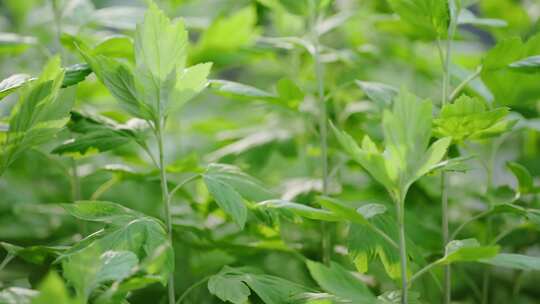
[
  {"left": 90, "top": 176, "right": 119, "bottom": 201},
  {"left": 449, "top": 65, "right": 483, "bottom": 102},
  {"left": 0, "top": 253, "right": 15, "bottom": 273},
  {"left": 450, "top": 209, "right": 491, "bottom": 241},
  {"left": 395, "top": 194, "right": 408, "bottom": 304},
  {"left": 176, "top": 275, "right": 211, "bottom": 304},
  {"left": 310, "top": 0, "right": 331, "bottom": 265},
  {"left": 155, "top": 123, "right": 175, "bottom": 304},
  {"left": 168, "top": 174, "right": 200, "bottom": 203}
]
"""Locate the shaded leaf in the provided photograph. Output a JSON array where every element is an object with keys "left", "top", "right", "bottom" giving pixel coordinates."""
[{"left": 306, "top": 260, "right": 376, "bottom": 303}]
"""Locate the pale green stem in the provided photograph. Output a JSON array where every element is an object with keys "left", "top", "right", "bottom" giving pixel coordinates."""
[
  {"left": 168, "top": 174, "right": 200, "bottom": 203},
  {"left": 395, "top": 194, "right": 408, "bottom": 304},
  {"left": 90, "top": 176, "right": 119, "bottom": 201},
  {"left": 156, "top": 123, "right": 175, "bottom": 304},
  {"left": 438, "top": 11, "right": 458, "bottom": 301},
  {"left": 450, "top": 209, "right": 491, "bottom": 241},
  {"left": 448, "top": 65, "right": 483, "bottom": 102},
  {"left": 176, "top": 276, "right": 211, "bottom": 304},
  {"left": 310, "top": 0, "right": 330, "bottom": 265}
]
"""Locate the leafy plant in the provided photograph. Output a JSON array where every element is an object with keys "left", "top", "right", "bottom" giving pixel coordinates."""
[{"left": 1, "top": 1, "right": 540, "bottom": 304}]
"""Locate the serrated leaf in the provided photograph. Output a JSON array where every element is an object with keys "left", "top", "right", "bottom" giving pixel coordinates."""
[
  {"left": 193, "top": 6, "right": 258, "bottom": 64},
  {"left": 433, "top": 95, "right": 514, "bottom": 142},
  {"left": 481, "top": 34, "right": 540, "bottom": 106},
  {"left": 333, "top": 88, "right": 451, "bottom": 200},
  {"left": 51, "top": 111, "right": 145, "bottom": 156},
  {"left": 387, "top": 0, "right": 450, "bottom": 38},
  {"left": 59, "top": 201, "right": 173, "bottom": 300},
  {"left": 436, "top": 239, "right": 499, "bottom": 265},
  {"left": 205, "top": 164, "right": 275, "bottom": 201},
  {"left": 62, "top": 201, "right": 143, "bottom": 224},
  {"left": 208, "top": 272, "right": 251, "bottom": 303},
  {"left": 208, "top": 266, "right": 310, "bottom": 304},
  {"left": 306, "top": 260, "right": 376, "bottom": 303},
  {"left": 1, "top": 56, "right": 73, "bottom": 176},
  {"left": 203, "top": 174, "right": 247, "bottom": 229}
]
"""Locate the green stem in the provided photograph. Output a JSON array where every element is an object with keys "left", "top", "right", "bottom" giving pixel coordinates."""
[
  {"left": 437, "top": 9, "right": 458, "bottom": 300},
  {"left": 156, "top": 123, "right": 175, "bottom": 304},
  {"left": 70, "top": 158, "right": 81, "bottom": 201},
  {"left": 176, "top": 276, "right": 211, "bottom": 304},
  {"left": 450, "top": 209, "right": 491, "bottom": 241},
  {"left": 310, "top": 0, "right": 330, "bottom": 265},
  {"left": 0, "top": 253, "right": 15, "bottom": 273},
  {"left": 168, "top": 174, "right": 200, "bottom": 203},
  {"left": 440, "top": 173, "right": 451, "bottom": 304},
  {"left": 90, "top": 176, "right": 118, "bottom": 201},
  {"left": 409, "top": 261, "right": 439, "bottom": 287},
  {"left": 395, "top": 195, "right": 408, "bottom": 304},
  {"left": 448, "top": 65, "right": 483, "bottom": 102}
]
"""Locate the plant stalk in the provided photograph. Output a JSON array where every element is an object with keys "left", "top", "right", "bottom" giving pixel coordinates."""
[
  {"left": 438, "top": 11, "right": 457, "bottom": 300},
  {"left": 310, "top": 1, "right": 331, "bottom": 265},
  {"left": 396, "top": 195, "right": 408, "bottom": 304},
  {"left": 176, "top": 275, "right": 211, "bottom": 304},
  {"left": 156, "top": 122, "right": 175, "bottom": 304}
]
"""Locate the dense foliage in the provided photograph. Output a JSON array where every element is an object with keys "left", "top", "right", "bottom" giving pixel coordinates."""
[{"left": 1, "top": 0, "right": 540, "bottom": 303}]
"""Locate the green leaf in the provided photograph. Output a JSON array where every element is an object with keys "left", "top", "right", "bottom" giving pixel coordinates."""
[
  {"left": 59, "top": 202, "right": 173, "bottom": 300},
  {"left": 62, "top": 201, "right": 143, "bottom": 224},
  {"left": 1, "top": 242, "right": 66, "bottom": 265},
  {"left": 256, "top": 199, "right": 340, "bottom": 222},
  {"left": 78, "top": 45, "right": 152, "bottom": 120},
  {"left": 355, "top": 80, "right": 397, "bottom": 109},
  {"left": 481, "top": 34, "right": 540, "bottom": 106},
  {"left": 1, "top": 56, "right": 73, "bottom": 175},
  {"left": 377, "top": 290, "right": 423, "bottom": 304},
  {"left": 508, "top": 55, "right": 540, "bottom": 72},
  {"left": 205, "top": 164, "right": 275, "bottom": 201},
  {"left": 0, "top": 74, "right": 33, "bottom": 100},
  {"left": 433, "top": 95, "right": 515, "bottom": 142},
  {"left": 306, "top": 260, "right": 376, "bottom": 303},
  {"left": 134, "top": 1, "right": 187, "bottom": 81},
  {"left": 480, "top": 253, "right": 540, "bottom": 271},
  {"left": 387, "top": 0, "right": 450, "bottom": 38},
  {"left": 209, "top": 80, "right": 277, "bottom": 100},
  {"left": 31, "top": 272, "right": 78, "bottom": 304},
  {"left": 62, "top": 249, "right": 138, "bottom": 300},
  {"left": 62, "top": 64, "right": 92, "bottom": 88},
  {"left": 348, "top": 217, "right": 401, "bottom": 279},
  {"left": 193, "top": 6, "right": 258, "bottom": 64},
  {"left": 436, "top": 239, "right": 499, "bottom": 265},
  {"left": 333, "top": 88, "right": 451, "bottom": 200},
  {"left": 169, "top": 62, "right": 212, "bottom": 114},
  {"left": 276, "top": 78, "right": 304, "bottom": 110},
  {"left": 0, "top": 288, "right": 38, "bottom": 304},
  {"left": 208, "top": 272, "right": 251, "bottom": 303},
  {"left": 208, "top": 266, "right": 310, "bottom": 304},
  {"left": 507, "top": 161, "right": 539, "bottom": 195},
  {"left": 203, "top": 174, "right": 247, "bottom": 229},
  {"left": 51, "top": 111, "right": 145, "bottom": 157},
  {"left": 93, "top": 35, "right": 134, "bottom": 60}
]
